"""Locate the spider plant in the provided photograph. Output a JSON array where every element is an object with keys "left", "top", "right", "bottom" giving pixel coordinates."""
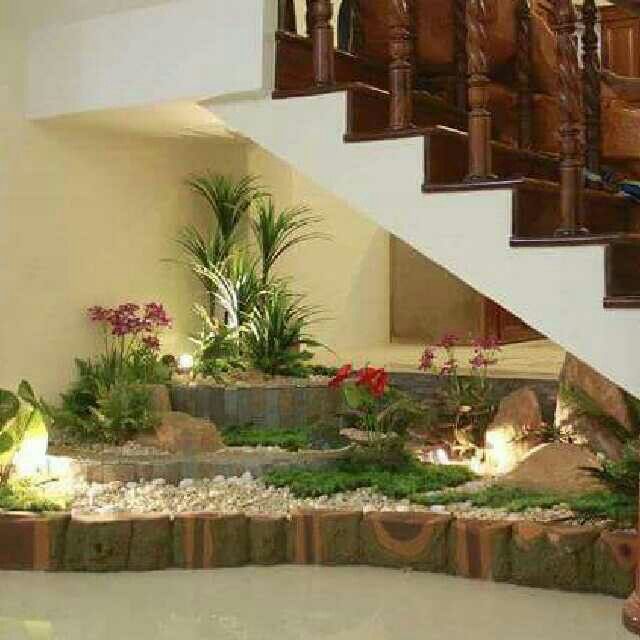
[
  {"left": 251, "top": 199, "right": 329, "bottom": 284},
  {"left": 195, "top": 253, "right": 264, "bottom": 329},
  {"left": 187, "top": 173, "right": 265, "bottom": 242},
  {"left": 243, "top": 286, "right": 324, "bottom": 376}
]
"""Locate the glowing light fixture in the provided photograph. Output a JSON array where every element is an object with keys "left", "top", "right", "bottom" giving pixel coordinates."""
[{"left": 177, "top": 353, "right": 194, "bottom": 375}]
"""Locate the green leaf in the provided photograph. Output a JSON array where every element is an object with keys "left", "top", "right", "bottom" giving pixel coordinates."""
[
  {"left": 0, "top": 431, "right": 13, "bottom": 455},
  {"left": 343, "top": 384, "right": 365, "bottom": 410},
  {"left": 0, "top": 390, "right": 19, "bottom": 428},
  {"left": 17, "top": 380, "right": 37, "bottom": 407}
]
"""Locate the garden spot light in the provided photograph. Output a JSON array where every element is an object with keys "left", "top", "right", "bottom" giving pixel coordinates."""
[{"left": 178, "top": 353, "right": 194, "bottom": 375}]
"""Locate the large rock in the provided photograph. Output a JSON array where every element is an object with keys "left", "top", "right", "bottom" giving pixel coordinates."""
[
  {"left": 556, "top": 353, "right": 634, "bottom": 460},
  {"left": 139, "top": 411, "right": 223, "bottom": 454},
  {"left": 485, "top": 387, "right": 543, "bottom": 475},
  {"left": 146, "top": 385, "right": 172, "bottom": 413},
  {"left": 498, "top": 443, "right": 608, "bottom": 494}
]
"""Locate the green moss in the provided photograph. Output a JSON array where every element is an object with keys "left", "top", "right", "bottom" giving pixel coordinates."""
[
  {"left": 0, "top": 480, "right": 67, "bottom": 513},
  {"left": 413, "top": 485, "right": 637, "bottom": 527},
  {"left": 265, "top": 461, "right": 476, "bottom": 499},
  {"left": 222, "top": 426, "right": 311, "bottom": 451}
]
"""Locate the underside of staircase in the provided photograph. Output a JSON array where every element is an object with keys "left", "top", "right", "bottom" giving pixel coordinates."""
[{"left": 205, "top": 28, "right": 640, "bottom": 397}]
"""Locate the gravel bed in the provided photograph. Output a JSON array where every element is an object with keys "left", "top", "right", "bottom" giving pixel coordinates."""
[{"left": 55, "top": 474, "right": 602, "bottom": 526}]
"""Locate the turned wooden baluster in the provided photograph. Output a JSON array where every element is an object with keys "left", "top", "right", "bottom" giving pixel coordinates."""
[
  {"left": 554, "top": 0, "right": 588, "bottom": 236},
  {"left": 516, "top": 0, "right": 533, "bottom": 149},
  {"left": 308, "top": 0, "right": 335, "bottom": 86},
  {"left": 278, "top": 0, "right": 297, "bottom": 33},
  {"left": 348, "top": 0, "right": 364, "bottom": 54},
  {"left": 466, "top": 0, "right": 496, "bottom": 181},
  {"left": 388, "top": 0, "right": 416, "bottom": 130},
  {"left": 582, "top": 0, "right": 602, "bottom": 183},
  {"left": 454, "top": 0, "right": 468, "bottom": 112}
]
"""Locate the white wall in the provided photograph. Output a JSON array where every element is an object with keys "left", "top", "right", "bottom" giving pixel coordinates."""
[{"left": 26, "top": 0, "right": 273, "bottom": 119}]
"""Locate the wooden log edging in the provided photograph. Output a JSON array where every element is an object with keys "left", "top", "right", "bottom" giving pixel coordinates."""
[{"left": 0, "top": 510, "right": 636, "bottom": 600}]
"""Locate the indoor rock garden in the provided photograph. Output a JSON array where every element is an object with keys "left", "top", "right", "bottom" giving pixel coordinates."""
[{"left": 1, "top": 174, "right": 639, "bottom": 598}]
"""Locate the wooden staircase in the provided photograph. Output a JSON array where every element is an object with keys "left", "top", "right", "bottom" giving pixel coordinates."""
[{"left": 273, "top": 26, "right": 640, "bottom": 309}]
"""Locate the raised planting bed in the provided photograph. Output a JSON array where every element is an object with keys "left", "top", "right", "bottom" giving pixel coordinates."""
[
  {"left": 45, "top": 442, "right": 353, "bottom": 485},
  {"left": 169, "top": 378, "right": 343, "bottom": 430},
  {"left": 0, "top": 507, "right": 636, "bottom": 600}
]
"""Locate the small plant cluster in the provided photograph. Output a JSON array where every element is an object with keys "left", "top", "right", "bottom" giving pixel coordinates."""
[
  {"left": 56, "top": 302, "right": 173, "bottom": 444},
  {"left": 221, "top": 423, "right": 346, "bottom": 452},
  {"left": 414, "top": 484, "right": 637, "bottom": 528},
  {"left": 265, "top": 458, "right": 475, "bottom": 499},
  {"left": 419, "top": 333, "right": 501, "bottom": 457},
  {"left": 179, "top": 174, "right": 328, "bottom": 379},
  {"left": 0, "top": 381, "right": 49, "bottom": 485},
  {"left": 330, "top": 364, "right": 428, "bottom": 469}
]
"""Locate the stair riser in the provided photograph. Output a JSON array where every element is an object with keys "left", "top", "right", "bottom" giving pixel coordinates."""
[{"left": 606, "top": 244, "right": 640, "bottom": 298}]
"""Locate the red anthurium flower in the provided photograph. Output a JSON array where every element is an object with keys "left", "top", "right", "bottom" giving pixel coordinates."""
[
  {"left": 438, "top": 333, "right": 458, "bottom": 349},
  {"left": 356, "top": 366, "right": 388, "bottom": 398},
  {"left": 329, "top": 364, "right": 353, "bottom": 388}
]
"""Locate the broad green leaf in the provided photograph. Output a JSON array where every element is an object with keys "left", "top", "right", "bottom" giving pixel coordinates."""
[
  {"left": 17, "top": 380, "right": 37, "bottom": 408},
  {"left": 0, "top": 431, "right": 13, "bottom": 455},
  {"left": 0, "top": 390, "right": 19, "bottom": 427}
]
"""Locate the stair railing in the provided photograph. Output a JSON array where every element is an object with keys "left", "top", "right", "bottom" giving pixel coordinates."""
[
  {"left": 581, "top": 0, "right": 602, "bottom": 184},
  {"left": 466, "top": 0, "right": 496, "bottom": 181},
  {"left": 277, "top": 0, "right": 297, "bottom": 33},
  {"left": 389, "top": 0, "right": 416, "bottom": 130},
  {"left": 454, "top": 0, "right": 468, "bottom": 111},
  {"left": 307, "top": 0, "right": 336, "bottom": 86},
  {"left": 553, "top": 0, "right": 589, "bottom": 235}
]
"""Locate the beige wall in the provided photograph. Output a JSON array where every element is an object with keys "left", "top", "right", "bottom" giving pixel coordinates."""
[
  {"left": 391, "top": 237, "right": 484, "bottom": 343},
  {"left": 0, "top": 7, "right": 247, "bottom": 399},
  {"left": 246, "top": 145, "right": 391, "bottom": 362}
]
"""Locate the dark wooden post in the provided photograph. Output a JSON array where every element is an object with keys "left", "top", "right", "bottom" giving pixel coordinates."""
[
  {"left": 554, "top": 0, "right": 588, "bottom": 236},
  {"left": 278, "top": 0, "right": 297, "bottom": 33},
  {"left": 582, "top": 0, "right": 602, "bottom": 183},
  {"left": 348, "top": 0, "right": 364, "bottom": 54},
  {"left": 516, "top": 0, "right": 533, "bottom": 149},
  {"left": 388, "top": 0, "right": 415, "bottom": 130},
  {"left": 466, "top": 0, "right": 496, "bottom": 181},
  {"left": 454, "top": 0, "right": 468, "bottom": 111},
  {"left": 309, "top": 0, "right": 335, "bottom": 87}
]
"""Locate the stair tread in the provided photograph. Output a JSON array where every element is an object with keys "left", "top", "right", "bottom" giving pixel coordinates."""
[
  {"left": 604, "top": 296, "right": 640, "bottom": 309},
  {"left": 510, "top": 233, "right": 640, "bottom": 247}
]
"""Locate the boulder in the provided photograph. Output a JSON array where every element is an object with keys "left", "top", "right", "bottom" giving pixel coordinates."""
[
  {"left": 555, "top": 353, "right": 634, "bottom": 460},
  {"left": 138, "top": 411, "right": 223, "bottom": 454},
  {"left": 146, "top": 385, "right": 172, "bottom": 413},
  {"left": 485, "top": 387, "right": 543, "bottom": 475},
  {"left": 498, "top": 443, "right": 608, "bottom": 494}
]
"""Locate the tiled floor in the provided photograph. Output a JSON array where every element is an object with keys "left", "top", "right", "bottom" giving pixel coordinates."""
[
  {"left": 1, "top": 566, "right": 632, "bottom": 639},
  {"left": 316, "top": 339, "right": 566, "bottom": 380}
]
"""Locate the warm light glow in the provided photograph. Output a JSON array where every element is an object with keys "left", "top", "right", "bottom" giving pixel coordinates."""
[
  {"left": 485, "top": 428, "right": 517, "bottom": 475},
  {"left": 12, "top": 432, "right": 49, "bottom": 478},
  {"left": 178, "top": 353, "right": 194, "bottom": 373}
]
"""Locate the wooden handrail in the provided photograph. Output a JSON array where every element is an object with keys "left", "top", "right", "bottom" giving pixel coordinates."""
[
  {"left": 388, "top": 0, "right": 416, "bottom": 130},
  {"left": 466, "top": 0, "right": 496, "bottom": 181},
  {"left": 582, "top": 0, "right": 602, "bottom": 182},
  {"left": 553, "top": 0, "right": 588, "bottom": 236},
  {"left": 308, "top": 0, "right": 335, "bottom": 86}
]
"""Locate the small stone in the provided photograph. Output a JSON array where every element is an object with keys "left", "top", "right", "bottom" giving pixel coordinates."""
[
  {"left": 179, "top": 479, "right": 195, "bottom": 489},
  {"left": 151, "top": 478, "right": 166, "bottom": 487},
  {"left": 126, "top": 482, "right": 138, "bottom": 490}
]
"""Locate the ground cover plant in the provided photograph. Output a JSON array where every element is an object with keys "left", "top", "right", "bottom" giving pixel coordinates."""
[
  {"left": 413, "top": 484, "right": 637, "bottom": 527},
  {"left": 56, "top": 302, "right": 172, "bottom": 443},
  {"left": 0, "top": 480, "right": 66, "bottom": 513},
  {"left": 265, "top": 459, "right": 476, "bottom": 499},
  {"left": 221, "top": 423, "right": 347, "bottom": 451}
]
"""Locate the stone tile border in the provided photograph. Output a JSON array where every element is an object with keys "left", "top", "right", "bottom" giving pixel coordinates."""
[
  {"left": 170, "top": 383, "right": 343, "bottom": 429},
  {"left": 0, "top": 510, "right": 636, "bottom": 608},
  {"left": 49, "top": 447, "right": 352, "bottom": 484}
]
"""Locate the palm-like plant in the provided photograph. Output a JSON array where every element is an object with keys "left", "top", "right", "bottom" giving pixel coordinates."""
[
  {"left": 244, "top": 286, "right": 323, "bottom": 376},
  {"left": 188, "top": 173, "right": 265, "bottom": 242},
  {"left": 251, "top": 199, "right": 329, "bottom": 283}
]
